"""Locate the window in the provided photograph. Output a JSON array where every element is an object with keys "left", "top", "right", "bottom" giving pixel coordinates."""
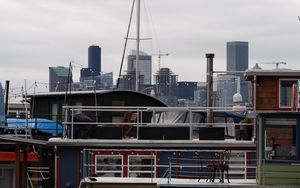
[
  {"left": 280, "top": 80, "right": 298, "bottom": 107},
  {"left": 0, "top": 168, "right": 3, "bottom": 178},
  {"left": 51, "top": 103, "right": 58, "bottom": 122},
  {"left": 74, "top": 102, "right": 83, "bottom": 114},
  {"left": 95, "top": 155, "right": 123, "bottom": 177},
  {"left": 128, "top": 155, "right": 155, "bottom": 178},
  {"left": 265, "top": 118, "right": 296, "bottom": 160}
]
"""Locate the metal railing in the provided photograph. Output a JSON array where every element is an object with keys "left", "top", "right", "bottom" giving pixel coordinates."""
[
  {"left": 27, "top": 166, "right": 50, "bottom": 188},
  {"left": 81, "top": 149, "right": 256, "bottom": 183},
  {"left": 62, "top": 106, "right": 253, "bottom": 140},
  {"left": 80, "top": 148, "right": 300, "bottom": 185}
]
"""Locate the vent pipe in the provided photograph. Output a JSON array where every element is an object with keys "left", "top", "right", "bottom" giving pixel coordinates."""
[
  {"left": 4, "top": 80, "right": 9, "bottom": 118},
  {"left": 206, "top": 53, "right": 214, "bottom": 127}
]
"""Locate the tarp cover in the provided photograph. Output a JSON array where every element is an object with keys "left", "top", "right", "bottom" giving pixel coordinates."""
[
  {"left": 6, "top": 118, "right": 63, "bottom": 134},
  {"left": 151, "top": 112, "right": 205, "bottom": 124}
]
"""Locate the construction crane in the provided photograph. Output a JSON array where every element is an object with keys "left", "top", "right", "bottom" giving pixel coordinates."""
[
  {"left": 257, "top": 62, "right": 286, "bottom": 70},
  {"left": 152, "top": 50, "right": 169, "bottom": 71}
]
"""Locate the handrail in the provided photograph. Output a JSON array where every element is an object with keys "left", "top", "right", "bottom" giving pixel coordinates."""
[{"left": 62, "top": 105, "right": 254, "bottom": 140}]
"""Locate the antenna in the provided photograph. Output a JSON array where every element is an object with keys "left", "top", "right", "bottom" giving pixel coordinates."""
[
  {"left": 257, "top": 62, "right": 286, "bottom": 70},
  {"left": 152, "top": 50, "right": 169, "bottom": 70}
]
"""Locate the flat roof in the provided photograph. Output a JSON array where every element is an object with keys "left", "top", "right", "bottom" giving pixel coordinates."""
[
  {"left": 48, "top": 138, "right": 255, "bottom": 148},
  {"left": 0, "top": 135, "right": 48, "bottom": 146},
  {"left": 81, "top": 177, "right": 257, "bottom": 187},
  {"left": 244, "top": 69, "right": 300, "bottom": 80}
]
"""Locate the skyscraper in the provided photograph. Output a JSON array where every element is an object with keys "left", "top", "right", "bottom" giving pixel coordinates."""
[
  {"left": 88, "top": 45, "right": 101, "bottom": 76},
  {"left": 127, "top": 50, "right": 152, "bottom": 85},
  {"left": 154, "top": 68, "right": 178, "bottom": 106},
  {"left": 216, "top": 74, "right": 239, "bottom": 107},
  {"left": 227, "top": 41, "right": 249, "bottom": 103},
  {"left": 49, "top": 66, "right": 72, "bottom": 92}
]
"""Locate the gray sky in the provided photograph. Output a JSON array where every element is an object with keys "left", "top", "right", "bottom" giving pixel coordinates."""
[{"left": 0, "top": 0, "right": 300, "bottom": 93}]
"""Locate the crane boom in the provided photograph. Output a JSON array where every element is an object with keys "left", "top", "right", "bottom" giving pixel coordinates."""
[{"left": 152, "top": 50, "right": 169, "bottom": 70}]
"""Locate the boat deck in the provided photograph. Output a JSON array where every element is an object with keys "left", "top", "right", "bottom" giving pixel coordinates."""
[
  {"left": 48, "top": 138, "right": 255, "bottom": 148},
  {"left": 81, "top": 177, "right": 259, "bottom": 188}
]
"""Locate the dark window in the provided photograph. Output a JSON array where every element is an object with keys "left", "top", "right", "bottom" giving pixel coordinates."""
[
  {"left": 95, "top": 155, "right": 122, "bottom": 177},
  {"left": 265, "top": 118, "right": 296, "bottom": 160},
  {"left": 128, "top": 155, "right": 155, "bottom": 178},
  {"left": 280, "top": 80, "right": 298, "bottom": 107}
]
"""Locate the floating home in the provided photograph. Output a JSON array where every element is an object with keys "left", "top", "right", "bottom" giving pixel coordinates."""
[
  {"left": 26, "top": 90, "right": 255, "bottom": 188},
  {"left": 245, "top": 68, "right": 300, "bottom": 185}
]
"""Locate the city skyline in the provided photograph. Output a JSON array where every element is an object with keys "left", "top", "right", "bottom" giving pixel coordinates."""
[{"left": 0, "top": 0, "right": 300, "bottom": 92}]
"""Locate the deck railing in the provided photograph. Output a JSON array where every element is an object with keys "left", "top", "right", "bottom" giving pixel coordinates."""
[
  {"left": 81, "top": 148, "right": 256, "bottom": 182},
  {"left": 62, "top": 106, "right": 253, "bottom": 140}
]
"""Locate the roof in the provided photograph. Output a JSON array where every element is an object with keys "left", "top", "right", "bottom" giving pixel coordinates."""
[
  {"left": 0, "top": 135, "right": 48, "bottom": 146},
  {"left": 27, "top": 90, "right": 168, "bottom": 106},
  {"left": 244, "top": 68, "right": 300, "bottom": 80},
  {"left": 227, "top": 41, "right": 248, "bottom": 45},
  {"left": 28, "top": 89, "right": 111, "bottom": 97},
  {"left": 49, "top": 66, "right": 70, "bottom": 77},
  {"left": 247, "top": 111, "right": 300, "bottom": 118},
  {"left": 48, "top": 138, "right": 255, "bottom": 148}
]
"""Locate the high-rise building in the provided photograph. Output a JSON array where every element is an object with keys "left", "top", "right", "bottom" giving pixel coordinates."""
[
  {"left": 154, "top": 68, "right": 178, "bottom": 106},
  {"left": 177, "top": 82, "right": 197, "bottom": 100},
  {"left": 80, "top": 68, "right": 93, "bottom": 81},
  {"left": 194, "top": 82, "right": 207, "bottom": 107},
  {"left": 88, "top": 45, "right": 101, "bottom": 76},
  {"left": 127, "top": 50, "right": 152, "bottom": 86},
  {"left": 49, "top": 66, "right": 72, "bottom": 92},
  {"left": 227, "top": 41, "right": 249, "bottom": 103},
  {"left": 77, "top": 72, "right": 113, "bottom": 91},
  {"left": 215, "top": 74, "right": 239, "bottom": 107}
]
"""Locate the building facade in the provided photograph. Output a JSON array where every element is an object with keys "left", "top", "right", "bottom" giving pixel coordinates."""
[
  {"left": 194, "top": 82, "right": 207, "bottom": 107},
  {"left": 245, "top": 68, "right": 300, "bottom": 185},
  {"left": 49, "top": 66, "right": 72, "bottom": 92},
  {"left": 177, "top": 82, "right": 197, "bottom": 100},
  {"left": 88, "top": 45, "right": 101, "bottom": 76},
  {"left": 127, "top": 50, "right": 152, "bottom": 86},
  {"left": 154, "top": 68, "right": 178, "bottom": 106},
  {"left": 227, "top": 41, "right": 249, "bottom": 104},
  {"left": 215, "top": 74, "right": 239, "bottom": 107}
]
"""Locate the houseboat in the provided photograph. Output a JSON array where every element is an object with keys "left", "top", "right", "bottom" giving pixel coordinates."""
[
  {"left": 24, "top": 90, "right": 255, "bottom": 187},
  {"left": 244, "top": 67, "right": 300, "bottom": 185}
]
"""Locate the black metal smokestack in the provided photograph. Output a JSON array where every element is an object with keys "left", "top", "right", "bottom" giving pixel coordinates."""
[
  {"left": 206, "top": 53, "right": 214, "bottom": 127},
  {"left": 4, "top": 80, "right": 9, "bottom": 118}
]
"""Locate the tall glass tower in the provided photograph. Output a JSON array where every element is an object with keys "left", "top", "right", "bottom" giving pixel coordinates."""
[
  {"left": 88, "top": 45, "right": 101, "bottom": 76},
  {"left": 226, "top": 41, "right": 249, "bottom": 103}
]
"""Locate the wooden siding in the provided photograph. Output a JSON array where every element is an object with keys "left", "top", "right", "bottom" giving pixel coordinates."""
[
  {"left": 257, "top": 163, "right": 300, "bottom": 185},
  {"left": 256, "top": 77, "right": 278, "bottom": 110}
]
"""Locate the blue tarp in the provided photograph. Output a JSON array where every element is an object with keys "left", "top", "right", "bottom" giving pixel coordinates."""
[{"left": 6, "top": 118, "right": 63, "bottom": 134}]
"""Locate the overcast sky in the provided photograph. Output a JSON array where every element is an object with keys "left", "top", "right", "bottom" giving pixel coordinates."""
[{"left": 0, "top": 0, "right": 300, "bottom": 93}]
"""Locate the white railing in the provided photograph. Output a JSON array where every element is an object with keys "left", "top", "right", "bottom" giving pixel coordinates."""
[
  {"left": 81, "top": 149, "right": 256, "bottom": 182},
  {"left": 27, "top": 166, "right": 50, "bottom": 188}
]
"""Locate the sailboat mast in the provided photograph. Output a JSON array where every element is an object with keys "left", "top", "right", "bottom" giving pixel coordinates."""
[{"left": 135, "top": 0, "right": 140, "bottom": 91}]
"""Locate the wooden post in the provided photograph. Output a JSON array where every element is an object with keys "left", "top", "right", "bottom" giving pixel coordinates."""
[
  {"left": 15, "top": 145, "right": 20, "bottom": 188},
  {"left": 22, "top": 147, "right": 28, "bottom": 188}
]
